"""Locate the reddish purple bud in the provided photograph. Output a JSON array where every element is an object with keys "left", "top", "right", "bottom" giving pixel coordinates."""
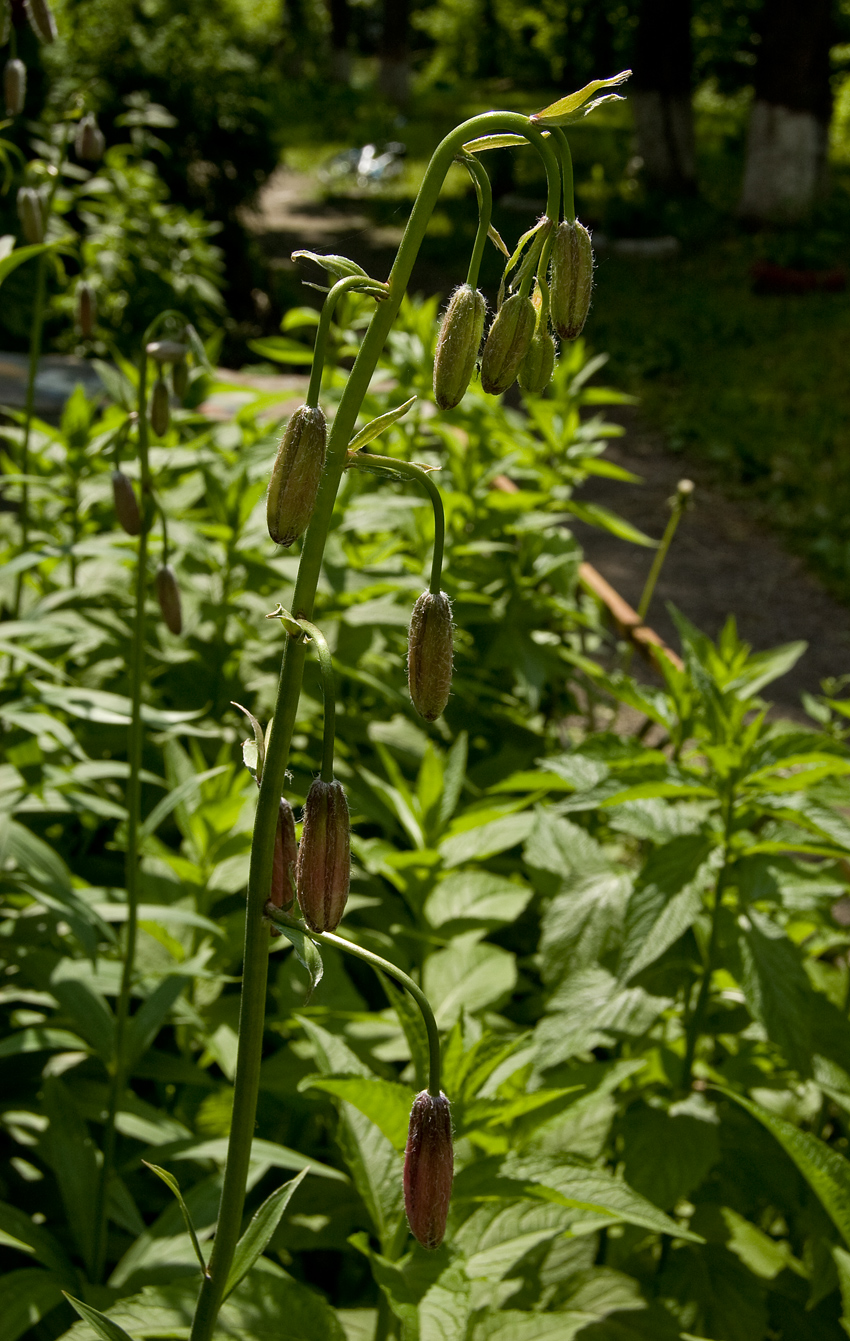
[
  {"left": 150, "top": 376, "right": 170, "bottom": 436},
  {"left": 404, "top": 1090, "right": 453, "bottom": 1249},
  {"left": 77, "top": 281, "right": 96, "bottom": 338},
  {"left": 270, "top": 798, "right": 298, "bottom": 926},
  {"left": 156, "top": 564, "right": 182, "bottom": 635},
  {"left": 112, "top": 470, "right": 141, "bottom": 536},
  {"left": 25, "top": 0, "right": 57, "bottom": 44},
  {"left": 296, "top": 778, "right": 350, "bottom": 932}
]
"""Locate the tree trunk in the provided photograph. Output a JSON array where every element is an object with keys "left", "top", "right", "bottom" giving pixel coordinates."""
[
  {"left": 328, "top": 0, "right": 351, "bottom": 83},
  {"left": 739, "top": 0, "right": 833, "bottom": 221},
  {"left": 630, "top": 0, "right": 696, "bottom": 193},
  {"left": 379, "top": 0, "right": 410, "bottom": 106}
]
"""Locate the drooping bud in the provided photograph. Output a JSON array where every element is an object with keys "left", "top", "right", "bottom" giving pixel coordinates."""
[
  {"left": 403, "top": 1090, "right": 453, "bottom": 1250},
  {"left": 74, "top": 114, "right": 105, "bottom": 163},
  {"left": 17, "top": 187, "right": 44, "bottom": 244},
  {"left": 147, "top": 339, "right": 188, "bottom": 364},
  {"left": 296, "top": 778, "right": 350, "bottom": 933},
  {"left": 517, "top": 325, "right": 556, "bottom": 395},
  {"left": 25, "top": 0, "right": 57, "bottom": 43},
  {"left": 270, "top": 798, "right": 298, "bottom": 916},
  {"left": 267, "top": 404, "right": 327, "bottom": 548},
  {"left": 4, "top": 59, "right": 26, "bottom": 116},
  {"left": 549, "top": 220, "right": 593, "bottom": 341},
  {"left": 112, "top": 470, "right": 141, "bottom": 536},
  {"left": 150, "top": 377, "right": 170, "bottom": 437},
  {"left": 76, "top": 282, "right": 95, "bottom": 338},
  {"left": 156, "top": 564, "right": 182, "bottom": 635},
  {"left": 433, "top": 283, "right": 486, "bottom": 411},
  {"left": 172, "top": 358, "right": 188, "bottom": 399},
  {"left": 407, "top": 591, "right": 453, "bottom": 722},
  {"left": 480, "top": 293, "right": 536, "bottom": 396}
]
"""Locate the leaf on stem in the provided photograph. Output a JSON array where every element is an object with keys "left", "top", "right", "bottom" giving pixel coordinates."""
[
  {"left": 232, "top": 701, "right": 266, "bottom": 782},
  {"left": 273, "top": 916, "right": 324, "bottom": 1000},
  {"left": 291, "top": 249, "right": 369, "bottom": 281},
  {"left": 223, "top": 1168, "right": 308, "bottom": 1300},
  {"left": 141, "top": 1163, "right": 209, "bottom": 1277},
  {"left": 348, "top": 397, "right": 417, "bottom": 453},
  {"left": 532, "top": 71, "right": 632, "bottom": 126},
  {"left": 462, "top": 133, "right": 530, "bottom": 152},
  {"left": 63, "top": 1295, "right": 137, "bottom": 1341}
]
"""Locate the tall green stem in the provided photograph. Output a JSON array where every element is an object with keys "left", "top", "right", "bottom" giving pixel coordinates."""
[
  {"left": 349, "top": 451, "right": 445, "bottom": 594},
  {"left": 188, "top": 110, "right": 560, "bottom": 1341}
]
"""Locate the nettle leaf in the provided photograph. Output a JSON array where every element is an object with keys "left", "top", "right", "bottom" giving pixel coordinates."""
[
  {"left": 424, "top": 870, "right": 533, "bottom": 932},
  {"left": 719, "top": 1089, "right": 850, "bottom": 1248},
  {"left": 619, "top": 1101, "right": 720, "bottom": 1211},
  {"left": 539, "top": 870, "right": 632, "bottom": 985},
  {"left": 299, "top": 1075, "right": 413, "bottom": 1151},
  {"left": 454, "top": 1200, "right": 577, "bottom": 1281},
  {"left": 736, "top": 909, "right": 814, "bottom": 1075},
  {"left": 619, "top": 835, "right": 718, "bottom": 983},
  {"left": 423, "top": 936, "right": 517, "bottom": 1027},
  {"left": 536, "top": 967, "right": 671, "bottom": 1070},
  {"left": 224, "top": 1168, "right": 308, "bottom": 1299}
]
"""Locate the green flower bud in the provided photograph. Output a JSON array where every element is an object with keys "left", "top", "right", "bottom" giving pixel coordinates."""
[
  {"left": 296, "top": 778, "right": 350, "bottom": 933},
  {"left": 270, "top": 798, "right": 298, "bottom": 916},
  {"left": 150, "top": 377, "right": 170, "bottom": 437},
  {"left": 433, "top": 283, "right": 486, "bottom": 411},
  {"left": 480, "top": 293, "right": 536, "bottom": 396},
  {"left": 172, "top": 358, "right": 189, "bottom": 399},
  {"left": 17, "top": 187, "right": 44, "bottom": 244},
  {"left": 112, "top": 470, "right": 141, "bottom": 536},
  {"left": 517, "top": 325, "right": 556, "bottom": 395},
  {"left": 147, "top": 339, "right": 188, "bottom": 364},
  {"left": 156, "top": 564, "right": 182, "bottom": 635},
  {"left": 549, "top": 220, "right": 593, "bottom": 341},
  {"left": 74, "top": 113, "right": 105, "bottom": 163},
  {"left": 77, "top": 281, "right": 95, "bottom": 338},
  {"left": 4, "top": 59, "right": 26, "bottom": 116},
  {"left": 267, "top": 404, "right": 327, "bottom": 548},
  {"left": 404, "top": 1091, "right": 453, "bottom": 1250},
  {"left": 25, "top": 0, "right": 57, "bottom": 43},
  {"left": 407, "top": 591, "right": 453, "bottom": 722}
]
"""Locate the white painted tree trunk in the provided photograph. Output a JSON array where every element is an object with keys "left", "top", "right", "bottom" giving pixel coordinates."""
[
  {"left": 630, "top": 90, "right": 696, "bottom": 190},
  {"left": 739, "top": 101, "right": 828, "bottom": 221}
]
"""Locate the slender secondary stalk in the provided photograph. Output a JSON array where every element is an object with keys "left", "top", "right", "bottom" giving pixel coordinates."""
[
  {"left": 296, "top": 620, "right": 335, "bottom": 782},
  {"left": 623, "top": 481, "right": 692, "bottom": 674},
  {"left": 349, "top": 451, "right": 445, "bottom": 594},
  {"left": 306, "top": 275, "right": 389, "bottom": 407},
  {"left": 551, "top": 126, "right": 575, "bottom": 221},
  {"left": 459, "top": 152, "right": 492, "bottom": 289},
  {"left": 189, "top": 110, "right": 561, "bottom": 1341},
  {"left": 681, "top": 795, "right": 735, "bottom": 1089}
]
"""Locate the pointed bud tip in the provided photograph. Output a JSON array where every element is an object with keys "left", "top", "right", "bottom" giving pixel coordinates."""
[{"left": 404, "top": 1090, "right": 453, "bottom": 1249}]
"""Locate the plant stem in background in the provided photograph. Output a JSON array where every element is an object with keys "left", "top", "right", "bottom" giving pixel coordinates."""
[
  {"left": 349, "top": 451, "right": 446, "bottom": 594},
  {"left": 187, "top": 111, "right": 560, "bottom": 1341},
  {"left": 681, "top": 793, "right": 734, "bottom": 1089},
  {"left": 623, "top": 479, "right": 693, "bottom": 672},
  {"left": 551, "top": 127, "right": 574, "bottom": 221}
]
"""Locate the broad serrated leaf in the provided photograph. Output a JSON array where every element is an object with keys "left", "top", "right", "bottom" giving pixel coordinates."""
[
  {"left": 736, "top": 909, "right": 814, "bottom": 1075},
  {"left": 300, "top": 1075, "right": 413, "bottom": 1150}
]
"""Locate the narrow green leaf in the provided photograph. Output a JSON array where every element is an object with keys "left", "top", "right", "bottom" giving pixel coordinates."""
[
  {"left": 378, "top": 970, "right": 430, "bottom": 1092},
  {"left": 291, "top": 249, "right": 369, "bottom": 280},
  {"left": 532, "top": 71, "right": 631, "bottom": 126},
  {"left": 41, "top": 1078, "right": 99, "bottom": 1275},
  {"left": 0, "top": 240, "right": 57, "bottom": 287},
  {"left": 142, "top": 1163, "right": 209, "bottom": 1277},
  {"left": 348, "top": 396, "right": 417, "bottom": 452},
  {"left": 63, "top": 1294, "right": 137, "bottom": 1341},
  {"left": 462, "top": 133, "right": 529, "bottom": 152},
  {"left": 223, "top": 1168, "right": 308, "bottom": 1299},
  {"left": 140, "top": 766, "right": 228, "bottom": 839},
  {"left": 0, "top": 1270, "right": 65, "bottom": 1341},
  {"left": 276, "top": 920, "right": 323, "bottom": 1000},
  {"left": 124, "top": 976, "right": 188, "bottom": 1073}
]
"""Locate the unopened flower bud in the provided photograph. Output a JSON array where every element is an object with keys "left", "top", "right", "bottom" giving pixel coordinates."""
[
  {"left": 25, "top": 0, "right": 57, "bottom": 43},
  {"left": 517, "top": 325, "right": 556, "bottom": 395},
  {"left": 267, "top": 404, "right": 327, "bottom": 547},
  {"left": 147, "top": 338, "right": 188, "bottom": 364},
  {"left": 156, "top": 564, "right": 182, "bottom": 635},
  {"left": 404, "top": 1090, "right": 453, "bottom": 1250},
  {"left": 270, "top": 798, "right": 298, "bottom": 927},
  {"left": 433, "top": 283, "right": 486, "bottom": 411},
  {"left": 4, "top": 59, "right": 26, "bottom": 116},
  {"left": 296, "top": 778, "right": 350, "bottom": 933},
  {"left": 77, "top": 281, "right": 95, "bottom": 338},
  {"left": 150, "top": 377, "right": 170, "bottom": 436},
  {"left": 74, "top": 113, "right": 105, "bottom": 163},
  {"left": 549, "top": 220, "right": 593, "bottom": 341},
  {"left": 480, "top": 292, "right": 536, "bottom": 396},
  {"left": 407, "top": 591, "right": 453, "bottom": 722},
  {"left": 112, "top": 470, "right": 141, "bottom": 536},
  {"left": 17, "top": 187, "right": 44, "bottom": 244},
  {"left": 172, "top": 357, "right": 188, "bottom": 399}
]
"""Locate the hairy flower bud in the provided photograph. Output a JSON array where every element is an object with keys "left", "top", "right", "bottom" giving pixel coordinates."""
[
  {"left": 480, "top": 293, "right": 536, "bottom": 396},
  {"left": 77, "top": 281, "right": 95, "bottom": 338},
  {"left": 404, "top": 1091, "right": 453, "bottom": 1250},
  {"left": 156, "top": 564, "right": 182, "bottom": 635},
  {"left": 517, "top": 325, "right": 556, "bottom": 395},
  {"left": 74, "top": 113, "right": 105, "bottom": 163},
  {"left": 172, "top": 357, "right": 188, "bottom": 399},
  {"left": 17, "top": 186, "right": 44, "bottom": 244},
  {"left": 407, "top": 591, "right": 453, "bottom": 722},
  {"left": 433, "top": 283, "right": 486, "bottom": 411},
  {"left": 270, "top": 798, "right": 298, "bottom": 918},
  {"left": 25, "top": 0, "right": 57, "bottom": 43},
  {"left": 296, "top": 778, "right": 350, "bottom": 933},
  {"left": 150, "top": 377, "right": 170, "bottom": 437},
  {"left": 112, "top": 470, "right": 141, "bottom": 536},
  {"left": 4, "top": 59, "right": 26, "bottom": 116},
  {"left": 549, "top": 220, "right": 593, "bottom": 341},
  {"left": 267, "top": 404, "right": 327, "bottom": 548}
]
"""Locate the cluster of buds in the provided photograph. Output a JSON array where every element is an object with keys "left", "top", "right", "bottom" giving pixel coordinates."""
[
  {"left": 267, "top": 405, "right": 327, "bottom": 547},
  {"left": 146, "top": 338, "right": 190, "bottom": 436},
  {"left": 296, "top": 778, "right": 350, "bottom": 932}
]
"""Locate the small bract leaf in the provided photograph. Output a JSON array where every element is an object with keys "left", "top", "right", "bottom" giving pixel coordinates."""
[
  {"left": 142, "top": 1162, "right": 209, "bottom": 1276},
  {"left": 349, "top": 396, "right": 417, "bottom": 452},
  {"left": 532, "top": 70, "right": 631, "bottom": 126},
  {"left": 232, "top": 701, "right": 265, "bottom": 782},
  {"left": 62, "top": 1296, "right": 136, "bottom": 1341},
  {"left": 224, "top": 1168, "right": 308, "bottom": 1299},
  {"left": 462, "top": 133, "right": 529, "bottom": 152},
  {"left": 292, "top": 249, "right": 369, "bottom": 280}
]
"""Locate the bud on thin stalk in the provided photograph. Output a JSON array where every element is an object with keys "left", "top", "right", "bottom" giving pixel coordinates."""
[
  {"left": 480, "top": 292, "right": 536, "bottom": 395},
  {"left": 74, "top": 114, "right": 105, "bottom": 163},
  {"left": 25, "top": 0, "right": 57, "bottom": 42},
  {"left": 150, "top": 377, "right": 170, "bottom": 437},
  {"left": 549, "top": 219, "right": 593, "bottom": 341},
  {"left": 269, "top": 798, "right": 298, "bottom": 934},
  {"left": 296, "top": 778, "right": 350, "bottom": 932},
  {"left": 156, "top": 563, "right": 182, "bottom": 635},
  {"left": 17, "top": 187, "right": 44, "bottom": 244},
  {"left": 267, "top": 405, "right": 327, "bottom": 547},
  {"left": 408, "top": 591, "right": 453, "bottom": 721},
  {"left": 112, "top": 470, "right": 141, "bottom": 536},
  {"left": 147, "top": 338, "right": 189, "bottom": 364},
  {"left": 433, "top": 283, "right": 486, "bottom": 411},
  {"left": 404, "top": 1091, "right": 453, "bottom": 1249},
  {"left": 77, "top": 282, "right": 95, "bottom": 338},
  {"left": 4, "top": 59, "right": 26, "bottom": 116}
]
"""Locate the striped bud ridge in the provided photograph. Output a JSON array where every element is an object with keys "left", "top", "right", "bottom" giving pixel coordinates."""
[
  {"left": 480, "top": 293, "right": 536, "bottom": 396},
  {"left": 74, "top": 114, "right": 105, "bottom": 163},
  {"left": 150, "top": 377, "right": 170, "bottom": 437},
  {"left": 404, "top": 1091, "right": 453, "bottom": 1249},
  {"left": 172, "top": 358, "right": 188, "bottom": 399},
  {"left": 77, "top": 282, "right": 95, "bottom": 338},
  {"left": 25, "top": 0, "right": 57, "bottom": 42},
  {"left": 270, "top": 799, "right": 298, "bottom": 926},
  {"left": 549, "top": 220, "right": 593, "bottom": 341},
  {"left": 17, "top": 187, "right": 44, "bottom": 244},
  {"left": 267, "top": 404, "right": 327, "bottom": 547},
  {"left": 407, "top": 591, "right": 453, "bottom": 722},
  {"left": 4, "top": 59, "right": 26, "bottom": 116},
  {"left": 433, "top": 284, "right": 486, "bottom": 411},
  {"left": 296, "top": 778, "right": 350, "bottom": 932},
  {"left": 517, "top": 325, "right": 556, "bottom": 395},
  {"left": 156, "top": 564, "right": 182, "bottom": 635},
  {"left": 112, "top": 470, "right": 141, "bottom": 536}
]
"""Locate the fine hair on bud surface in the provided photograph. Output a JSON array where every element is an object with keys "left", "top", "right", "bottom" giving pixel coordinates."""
[
  {"left": 433, "top": 283, "right": 486, "bottom": 410},
  {"left": 267, "top": 404, "right": 327, "bottom": 547},
  {"left": 407, "top": 591, "right": 453, "bottom": 721},
  {"left": 549, "top": 219, "right": 593, "bottom": 341},
  {"left": 296, "top": 778, "right": 350, "bottom": 932},
  {"left": 480, "top": 292, "right": 536, "bottom": 395},
  {"left": 112, "top": 470, "right": 141, "bottom": 536},
  {"left": 404, "top": 1091, "right": 453, "bottom": 1249},
  {"left": 156, "top": 564, "right": 182, "bottom": 635}
]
